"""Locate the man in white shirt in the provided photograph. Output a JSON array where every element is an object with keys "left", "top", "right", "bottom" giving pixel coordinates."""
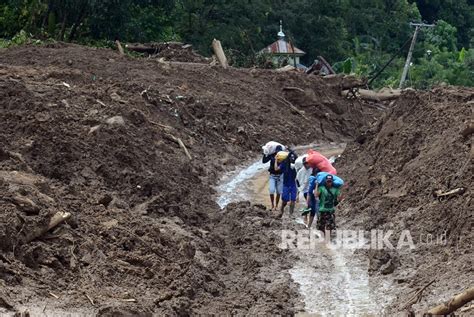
[{"left": 296, "top": 158, "right": 312, "bottom": 204}]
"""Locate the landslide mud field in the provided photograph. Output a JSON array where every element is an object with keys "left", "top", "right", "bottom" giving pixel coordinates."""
[
  {"left": 0, "top": 43, "right": 472, "bottom": 316},
  {"left": 0, "top": 43, "right": 377, "bottom": 316}
]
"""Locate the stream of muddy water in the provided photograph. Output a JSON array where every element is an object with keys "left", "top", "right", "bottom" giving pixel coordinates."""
[{"left": 216, "top": 143, "right": 394, "bottom": 316}]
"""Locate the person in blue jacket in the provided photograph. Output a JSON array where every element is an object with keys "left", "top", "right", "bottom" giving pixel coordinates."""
[
  {"left": 262, "top": 145, "right": 283, "bottom": 211},
  {"left": 305, "top": 168, "right": 320, "bottom": 228},
  {"left": 274, "top": 150, "right": 298, "bottom": 218}
]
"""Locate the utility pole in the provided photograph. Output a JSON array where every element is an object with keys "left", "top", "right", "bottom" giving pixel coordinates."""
[{"left": 399, "top": 22, "right": 435, "bottom": 89}]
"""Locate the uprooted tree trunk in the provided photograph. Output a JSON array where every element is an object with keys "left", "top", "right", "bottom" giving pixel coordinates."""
[
  {"left": 115, "top": 40, "right": 125, "bottom": 56},
  {"left": 125, "top": 44, "right": 160, "bottom": 54},
  {"left": 24, "top": 211, "right": 71, "bottom": 243},
  {"left": 211, "top": 39, "right": 228, "bottom": 69},
  {"left": 433, "top": 187, "right": 466, "bottom": 198},
  {"left": 425, "top": 287, "right": 474, "bottom": 315},
  {"left": 275, "top": 65, "right": 296, "bottom": 72}
]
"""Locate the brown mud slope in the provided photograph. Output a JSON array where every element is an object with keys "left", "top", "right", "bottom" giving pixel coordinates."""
[
  {"left": 339, "top": 87, "right": 473, "bottom": 315},
  {"left": 0, "top": 44, "right": 378, "bottom": 315}
]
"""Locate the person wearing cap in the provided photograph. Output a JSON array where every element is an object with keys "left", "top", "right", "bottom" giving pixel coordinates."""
[
  {"left": 274, "top": 150, "right": 298, "bottom": 217},
  {"left": 316, "top": 174, "right": 342, "bottom": 229},
  {"left": 262, "top": 145, "right": 284, "bottom": 211}
]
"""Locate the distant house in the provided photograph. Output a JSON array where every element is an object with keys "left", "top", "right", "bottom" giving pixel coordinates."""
[{"left": 260, "top": 21, "right": 306, "bottom": 68}]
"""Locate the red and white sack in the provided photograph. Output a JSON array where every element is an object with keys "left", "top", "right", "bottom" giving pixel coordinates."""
[{"left": 306, "top": 149, "right": 337, "bottom": 174}]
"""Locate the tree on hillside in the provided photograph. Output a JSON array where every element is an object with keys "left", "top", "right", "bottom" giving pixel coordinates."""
[
  {"left": 174, "top": 0, "right": 273, "bottom": 62},
  {"left": 345, "top": 0, "right": 421, "bottom": 51},
  {"left": 411, "top": 0, "right": 474, "bottom": 48},
  {"left": 409, "top": 20, "right": 474, "bottom": 88},
  {"left": 266, "top": 0, "right": 350, "bottom": 64}
]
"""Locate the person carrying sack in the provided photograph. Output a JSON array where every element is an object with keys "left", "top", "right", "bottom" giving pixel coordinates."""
[
  {"left": 262, "top": 145, "right": 284, "bottom": 211},
  {"left": 274, "top": 150, "right": 298, "bottom": 218},
  {"left": 303, "top": 168, "right": 320, "bottom": 228},
  {"left": 316, "top": 174, "right": 343, "bottom": 230}
]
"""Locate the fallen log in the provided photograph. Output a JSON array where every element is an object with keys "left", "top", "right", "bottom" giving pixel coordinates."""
[
  {"left": 275, "top": 65, "right": 296, "bottom": 72},
  {"left": 24, "top": 211, "right": 71, "bottom": 243},
  {"left": 433, "top": 187, "right": 466, "bottom": 198},
  {"left": 425, "top": 287, "right": 474, "bottom": 315},
  {"left": 125, "top": 44, "right": 160, "bottom": 54},
  {"left": 127, "top": 42, "right": 188, "bottom": 54},
  {"left": 341, "top": 88, "right": 401, "bottom": 101},
  {"left": 156, "top": 58, "right": 210, "bottom": 67},
  {"left": 211, "top": 39, "right": 228, "bottom": 69},
  {"left": 282, "top": 86, "right": 305, "bottom": 93}
]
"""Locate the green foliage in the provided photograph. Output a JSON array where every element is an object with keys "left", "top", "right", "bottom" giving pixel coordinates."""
[
  {"left": 426, "top": 20, "right": 458, "bottom": 51},
  {"left": 348, "top": 18, "right": 474, "bottom": 88},
  {"left": 0, "top": 30, "right": 43, "bottom": 48},
  {"left": 411, "top": 0, "right": 474, "bottom": 49},
  {"left": 333, "top": 58, "right": 355, "bottom": 74},
  {"left": 253, "top": 52, "right": 276, "bottom": 69},
  {"left": 0, "top": 0, "right": 471, "bottom": 87},
  {"left": 458, "top": 47, "right": 466, "bottom": 63},
  {"left": 408, "top": 48, "right": 474, "bottom": 88},
  {"left": 11, "top": 30, "right": 30, "bottom": 45},
  {"left": 345, "top": 0, "right": 421, "bottom": 52},
  {"left": 412, "top": 20, "right": 474, "bottom": 88}
]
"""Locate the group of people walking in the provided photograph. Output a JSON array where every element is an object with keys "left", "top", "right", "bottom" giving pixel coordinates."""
[{"left": 262, "top": 143, "right": 342, "bottom": 230}]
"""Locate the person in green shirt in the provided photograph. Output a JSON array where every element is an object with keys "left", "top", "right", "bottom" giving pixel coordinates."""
[{"left": 316, "top": 174, "right": 342, "bottom": 230}]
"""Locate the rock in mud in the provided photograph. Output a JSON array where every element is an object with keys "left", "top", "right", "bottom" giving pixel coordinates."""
[
  {"left": 105, "top": 116, "right": 125, "bottom": 125},
  {"left": 88, "top": 125, "right": 101, "bottom": 134}
]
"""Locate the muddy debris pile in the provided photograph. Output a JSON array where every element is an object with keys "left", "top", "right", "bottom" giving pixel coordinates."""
[
  {"left": 0, "top": 43, "right": 378, "bottom": 315},
  {"left": 338, "top": 87, "right": 473, "bottom": 314}
]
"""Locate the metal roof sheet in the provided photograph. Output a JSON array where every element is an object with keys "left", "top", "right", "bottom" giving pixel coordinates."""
[{"left": 260, "top": 39, "right": 306, "bottom": 55}]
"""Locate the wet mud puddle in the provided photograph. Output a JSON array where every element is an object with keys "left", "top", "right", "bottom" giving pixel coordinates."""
[{"left": 216, "top": 144, "right": 393, "bottom": 315}]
